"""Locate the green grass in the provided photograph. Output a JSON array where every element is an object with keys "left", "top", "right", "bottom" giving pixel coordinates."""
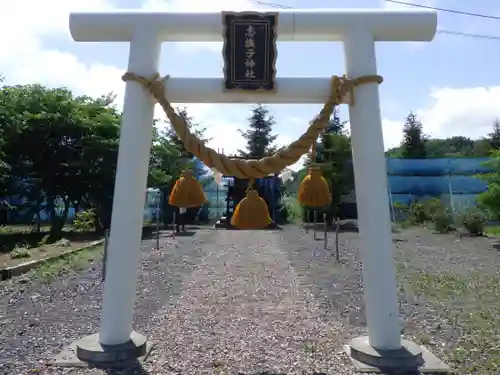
[
  {"left": 484, "top": 225, "right": 500, "bottom": 237},
  {"left": 397, "top": 267, "right": 500, "bottom": 374},
  {"left": 31, "top": 244, "right": 104, "bottom": 282}
]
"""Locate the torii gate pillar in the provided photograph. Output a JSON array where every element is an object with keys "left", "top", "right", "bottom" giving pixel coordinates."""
[{"left": 63, "top": 8, "right": 449, "bottom": 373}]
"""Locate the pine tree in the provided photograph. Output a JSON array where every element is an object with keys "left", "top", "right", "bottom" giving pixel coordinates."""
[
  {"left": 297, "top": 110, "right": 353, "bottom": 222},
  {"left": 325, "top": 108, "right": 348, "bottom": 135},
  {"left": 304, "top": 109, "right": 347, "bottom": 165},
  {"left": 162, "top": 107, "right": 210, "bottom": 179},
  {"left": 489, "top": 118, "right": 500, "bottom": 150},
  {"left": 237, "top": 105, "right": 279, "bottom": 158},
  {"left": 401, "top": 112, "right": 427, "bottom": 158},
  {"left": 164, "top": 107, "right": 210, "bottom": 159}
]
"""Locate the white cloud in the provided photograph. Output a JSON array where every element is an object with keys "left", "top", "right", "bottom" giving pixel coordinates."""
[
  {"left": 2, "top": 0, "right": 500, "bottom": 179},
  {"left": 0, "top": 0, "right": 121, "bottom": 94},
  {"left": 382, "top": 118, "right": 405, "bottom": 150},
  {"left": 141, "top": 0, "right": 259, "bottom": 53},
  {"left": 381, "top": 86, "right": 500, "bottom": 150},
  {"left": 419, "top": 86, "right": 500, "bottom": 139}
]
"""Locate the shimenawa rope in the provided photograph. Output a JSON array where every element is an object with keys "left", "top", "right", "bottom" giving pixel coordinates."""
[{"left": 121, "top": 72, "right": 382, "bottom": 179}]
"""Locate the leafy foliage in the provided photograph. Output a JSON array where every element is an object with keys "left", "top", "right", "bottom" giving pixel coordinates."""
[
  {"left": 387, "top": 117, "right": 500, "bottom": 158},
  {"left": 401, "top": 112, "right": 427, "bottom": 158},
  {"left": 0, "top": 81, "right": 204, "bottom": 238},
  {"left": 237, "top": 105, "right": 279, "bottom": 158},
  {"left": 430, "top": 206, "right": 454, "bottom": 233},
  {"left": 488, "top": 118, "right": 500, "bottom": 150},
  {"left": 477, "top": 149, "right": 500, "bottom": 220},
  {"left": 72, "top": 210, "right": 97, "bottom": 232},
  {"left": 394, "top": 198, "right": 446, "bottom": 225},
  {"left": 297, "top": 110, "right": 353, "bottom": 223},
  {"left": 458, "top": 207, "right": 487, "bottom": 236}
]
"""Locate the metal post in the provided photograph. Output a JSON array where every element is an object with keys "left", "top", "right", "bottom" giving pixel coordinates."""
[
  {"left": 334, "top": 217, "right": 340, "bottom": 262},
  {"left": 101, "top": 229, "right": 110, "bottom": 282},
  {"left": 324, "top": 213, "right": 328, "bottom": 250},
  {"left": 305, "top": 208, "right": 309, "bottom": 233},
  {"left": 447, "top": 159, "right": 455, "bottom": 213},
  {"left": 216, "top": 149, "right": 220, "bottom": 219},
  {"left": 155, "top": 199, "right": 160, "bottom": 250},
  {"left": 272, "top": 174, "right": 276, "bottom": 221},
  {"left": 172, "top": 211, "right": 176, "bottom": 239},
  {"left": 313, "top": 210, "right": 317, "bottom": 240}
]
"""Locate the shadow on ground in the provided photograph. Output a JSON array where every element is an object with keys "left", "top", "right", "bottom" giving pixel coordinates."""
[
  {"left": 0, "top": 229, "right": 102, "bottom": 253},
  {"left": 102, "top": 360, "right": 149, "bottom": 375},
  {"left": 304, "top": 221, "right": 359, "bottom": 233}
]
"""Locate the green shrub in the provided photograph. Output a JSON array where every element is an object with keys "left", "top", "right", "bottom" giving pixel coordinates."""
[
  {"left": 404, "top": 198, "right": 446, "bottom": 224},
  {"left": 459, "top": 207, "right": 487, "bottom": 236},
  {"left": 72, "top": 210, "right": 96, "bottom": 232},
  {"left": 392, "top": 201, "right": 411, "bottom": 222},
  {"left": 409, "top": 201, "right": 427, "bottom": 224},
  {"left": 431, "top": 207, "right": 454, "bottom": 233},
  {"left": 10, "top": 245, "right": 31, "bottom": 259},
  {"left": 53, "top": 238, "right": 71, "bottom": 247},
  {"left": 422, "top": 197, "right": 445, "bottom": 218}
]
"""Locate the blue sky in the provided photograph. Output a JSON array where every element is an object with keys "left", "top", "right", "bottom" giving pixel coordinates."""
[{"left": 1, "top": 0, "right": 499, "bottom": 169}]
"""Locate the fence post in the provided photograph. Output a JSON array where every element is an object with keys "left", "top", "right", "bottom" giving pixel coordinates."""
[
  {"left": 101, "top": 229, "right": 110, "bottom": 282},
  {"left": 313, "top": 210, "right": 317, "bottom": 240},
  {"left": 324, "top": 213, "right": 328, "bottom": 249},
  {"left": 335, "top": 217, "right": 340, "bottom": 263},
  {"left": 172, "top": 211, "right": 176, "bottom": 239},
  {"left": 155, "top": 200, "right": 160, "bottom": 250}
]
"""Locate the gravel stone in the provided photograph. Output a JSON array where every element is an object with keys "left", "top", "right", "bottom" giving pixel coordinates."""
[{"left": 0, "top": 225, "right": 498, "bottom": 375}]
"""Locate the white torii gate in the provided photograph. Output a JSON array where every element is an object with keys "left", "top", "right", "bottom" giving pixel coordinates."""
[{"left": 67, "top": 8, "right": 448, "bottom": 372}]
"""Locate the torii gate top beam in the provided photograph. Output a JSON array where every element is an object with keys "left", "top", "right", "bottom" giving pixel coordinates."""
[{"left": 69, "top": 9, "right": 437, "bottom": 43}]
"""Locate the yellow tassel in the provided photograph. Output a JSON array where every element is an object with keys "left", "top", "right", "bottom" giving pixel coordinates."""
[
  {"left": 231, "top": 189, "right": 272, "bottom": 230},
  {"left": 298, "top": 167, "right": 332, "bottom": 208},
  {"left": 168, "top": 170, "right": 208, "bottom": 208}
]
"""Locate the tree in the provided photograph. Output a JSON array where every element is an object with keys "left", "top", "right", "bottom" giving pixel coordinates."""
[
  {"left": 76, "top": 94, "right": 123, "bottom": 232},
  {"left": 425, "top": 136, "right": 475, "bottom": 157},
  {"left": 0, "top": 82, "right": 184, "bottom": 236},
  {"left": 488, "top": 118, "right": 500, "bottom": 150},
  {"left": 325, "top": 108, "right": 348, "bottom": 134},
  {"left": 238, "top": 104, "right": 279, "bottom": 158},
  {"left": 0, "top": 85, "right": 127, "bottom": 236},
  {"left": 0, "top": 126, "right": 9, "bottom": 196},
  {"left": 386, "top": 136, "right": 492, "bottom": 158},
  {"left": 477, "top": 149, "right": 500, "bottom": 220},
  {"left": 320, "top": 133, "right": 353, "bottom": 220},
  {"left": 162, "top": 107, "right": 210, "bottom": 180},
  {"left": 163, "top": 107, "right": 210, "bottom": 158},
  {"left": 0, "top": 74, "right": 7, "bottom": 195},
  {"left": 298, "top": 110, "right": 353, "bottom": 222},
  {"left": 401, "top": 112, "right": 427, "bottom": 158}
]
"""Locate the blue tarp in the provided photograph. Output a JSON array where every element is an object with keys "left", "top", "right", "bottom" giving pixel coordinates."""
[
  {"left": 387, "top": 157, "right": 491, "bottom": 209},
  {"left": 386, "top": 157, "right": 491, "bottom": 176}
]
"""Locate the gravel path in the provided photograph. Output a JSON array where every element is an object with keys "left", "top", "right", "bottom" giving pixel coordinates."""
[
  {"left": 0, "top": 231, "right": 203, "bottom": 375},
  {"left": 1, "top": 226, "right": 499, "bottom": 375}
]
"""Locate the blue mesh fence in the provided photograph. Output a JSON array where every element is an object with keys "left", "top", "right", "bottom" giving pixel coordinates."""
[
  {"left": 3, "top": 158, "right": 493, "bottom": 224},
  {"left": 387, "top": 157, "right": 490, "bottom": 215}
]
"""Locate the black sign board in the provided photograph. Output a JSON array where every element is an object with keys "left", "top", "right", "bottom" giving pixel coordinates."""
[{"left": 222, "top": 12, "right": 278, "bottom": 91}]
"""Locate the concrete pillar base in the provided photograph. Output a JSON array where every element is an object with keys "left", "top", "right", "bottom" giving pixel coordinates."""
[{"left": 344, "top": 336, "right": 450, "bottom": 373}]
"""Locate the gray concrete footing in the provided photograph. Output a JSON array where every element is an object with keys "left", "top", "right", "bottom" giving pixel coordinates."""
[
  {"left": 49, "top": 331, "right": 154, "bottom": 369},
  {"left": 344, "top": 336, "right": 450, "bottom": 373}
]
